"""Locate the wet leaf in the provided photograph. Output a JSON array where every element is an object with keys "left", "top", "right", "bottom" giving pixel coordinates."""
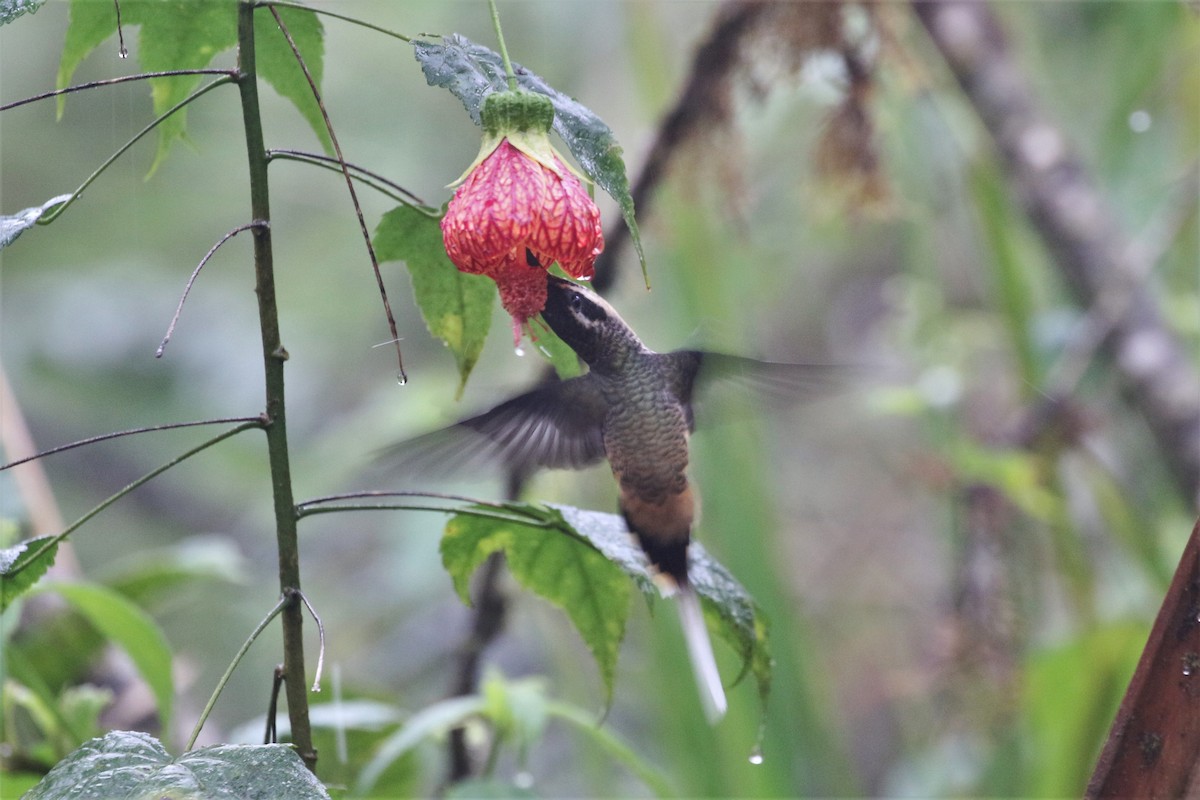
[
  {"left": 23, "top": 730, "right": 330, "bottom": 799},
  {"left": 375, "top": 205, "right": 494, "bottom": 397},
  {"left": 441, "top": 502, "right": 773, "bottom": 718},
  {"left": 414, "top": 34, "right": 648, "bottom": 284},
  {"left": 255, "top": 3, "right": 333, "bottom": 154},
  {"left": 0, "top": 194, "right": 72, "bottom": 250},
  {"left": 441, "top": 505, "right": 631, "bottom": 703},
  {"left": 0, "top": 535, "right": 59, "bottom": 612},
  {"left": 0, "top": 0, "right": 46, "bottom": 27},
  {"left": 550, "top": 502, "right": 773, "bottom": 711}
]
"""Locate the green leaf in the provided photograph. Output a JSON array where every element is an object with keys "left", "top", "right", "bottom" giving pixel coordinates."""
[
  {"left": 0, "top": 536, "right": 60, "bottom": 612},
  {"left": 357, "top": 694, "right": 487, "bottom": 794},
  {"left": 442, "top": 502, "right": 773, "bottom": 719},
  {"left": 0, "top": 772, "right": 43, "bottom": 797},
  {"left": 375, "top": 205, "right": 494, "bottom": 397},
  {"left": 481, "top": 670, "right": 548, "bottom": 756},
  {"left": 0, "top": 0, "right": 46, "bottom": 27},
  {"left": 414, "top": 34, "right": 648, "bottom": 285},
  {"left": 59, "top": 685, "right": 115, "bottom": 746},
  {"left": 1, "top": 194, "right": 72, "bottom": 250},
  {"left": 23, "top": 730, "right": 331, "bottom": 799},
  {"left": 255, "top": 3, "right": 334, "bottom": 155},
  {"left": 1023, "top": 623, "right": 1145, "bottom": 797},
  {"left": 57, "top": 0, "right": 116, "bottom": 120},
  {"left": 58, "top": 1, "right": 330, "bottom": 172},
  {"left": 32, "top": 581, "right": 174, "bottom": 736},
  {"left": 441, "top": 505, "right": 632, "bottom": 702},
  {"left": 101, "top": 535, "right": 249, "bottom": 607},
  {"left": 542, "top": 503, "right": 772, "bottom": 716},
  {"left": 445, "top": 779, "right": 538, "bottom": 800},
  {"left": 545, "top": 699, "right": 675, "bottom": 798}
]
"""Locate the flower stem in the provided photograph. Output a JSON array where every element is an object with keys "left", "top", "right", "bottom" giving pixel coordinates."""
[{"left": 488, "top": 0, "right": 517, "bottom": 90}]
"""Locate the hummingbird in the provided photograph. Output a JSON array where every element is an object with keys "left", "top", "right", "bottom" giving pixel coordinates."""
[{"left": 387, "top": 274, "right": 842, "bottom": 721}]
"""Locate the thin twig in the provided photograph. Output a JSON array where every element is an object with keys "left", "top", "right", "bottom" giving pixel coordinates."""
[
  {"left": 296, "top": 489, "right": 503, "bottom": 513},
  {"left": 265, "top": 666, "right": 285, "bottom": 744},
  {"left": 38, "top": 76, "right": 236, "bottom": 225},
  {"left": 292, "top": 589, "right": 326, "bottom": 692},
  {"left": 445, "top": 467, "right": 529, "bottom": 786},
  {"left": 0, "top": 70, "right": 235, "bottom": 112},
  {"left": 266, "top": 4, "right": 406, "bottom": 382},
  {"left": 256, "top": 0, "right": 414, "bottom": 43},
  {"left": 0, "top": 416, "right": 265, "bottom": 471},
  {"left": 157, "top": 221, "right": 268, "bottom": 357},
  {"left": 267, "top": 149, "right": 428, "bottom": 206},
  {"left": 297, "top": 502, "right": 550, "bottom": 528},
  {"left": 590, "top": 2, "right": 770, "bottom": 292},
  {"left": 187, "top": 594, "right": 290, "bottom": 751},
  {"left": 7, "top": 421, "right": 262, "bottom": 579}
]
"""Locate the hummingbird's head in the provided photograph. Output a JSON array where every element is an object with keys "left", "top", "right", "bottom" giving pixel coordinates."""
[{"left": 541, "top": 276, "right": 643, "bottom": 370}]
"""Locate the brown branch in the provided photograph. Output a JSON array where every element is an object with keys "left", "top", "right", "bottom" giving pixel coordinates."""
[
  {"left": 913, "top": 0, "right": 1200, "bottom": 505},
  {"left": 443, "top": 467, "right": 530, "bottom": 785},
  {"left": 592, "top": 1, "right": 769, "bottom": 292},
  {"left": 1086, "top": 517, "right": 1200, "bottom": 797}
]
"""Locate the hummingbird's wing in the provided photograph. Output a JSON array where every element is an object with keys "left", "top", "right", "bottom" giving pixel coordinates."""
[
  {"left": 379, "top": 374, "right": 610, "bottom": 478},
  {"left": 663, "top": 351, "right": 854, "bottom": 432}
]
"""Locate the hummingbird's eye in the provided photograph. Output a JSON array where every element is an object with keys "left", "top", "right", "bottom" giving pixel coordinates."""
[{"left": 569, "top": 293, "right": 584, "bottom": 312}]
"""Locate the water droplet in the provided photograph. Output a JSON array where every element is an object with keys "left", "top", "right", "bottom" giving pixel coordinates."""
[
  {"left": 118, "top": 47, "right": 129, "bottom": 59},
  {"left": 1183, "top": 652, "right": 1199, "bottom": 677},
  {"left": 514, "top": 345, "right": 525, "bottom": 357},
  {"left": 397, "top": 372, "right": 408, "bottom": 386},
  {"left": 514, "top": 771, "right": 534, "bottom": 789},
  {"left": 1128, "top": 109, "right": 1152, "bottom": 133},
  {"left": 748, "top": 746, "right": 764, "bottom": 765}
]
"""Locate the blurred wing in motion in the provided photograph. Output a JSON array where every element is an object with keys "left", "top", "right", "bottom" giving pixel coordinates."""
[
  {"left": 662, "top": 350, "right": 858, "bottom": 431},
  {"left": 379, "top": 373, "right": 610, "bottom": 480}
]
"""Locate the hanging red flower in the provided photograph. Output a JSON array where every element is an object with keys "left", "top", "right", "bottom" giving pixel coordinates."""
[{"left": 441, "top": 91, "right": 604, "bottom": 339}]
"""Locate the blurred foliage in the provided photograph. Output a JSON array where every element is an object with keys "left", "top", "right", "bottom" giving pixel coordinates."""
[{"left": 1, "top": 1, "right": 1198, "bottom": 797}]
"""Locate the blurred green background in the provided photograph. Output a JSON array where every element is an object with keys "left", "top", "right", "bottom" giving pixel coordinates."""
[{"left": 2, "top": 1, "right": 1198, "bottom": 796}]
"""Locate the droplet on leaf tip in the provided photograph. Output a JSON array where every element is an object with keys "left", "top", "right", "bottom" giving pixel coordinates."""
[
  {"left": 397, "top": 372, "right": 408, "bottom": 386},
  {"left": 748, "top": 747, "right": 764, "bottom": 765},
  {"left": 118, "top": 47, "right": 128, "bottom": 59},
  {"left": 514, "top": 345, "right": 525, "bottom": 357}
]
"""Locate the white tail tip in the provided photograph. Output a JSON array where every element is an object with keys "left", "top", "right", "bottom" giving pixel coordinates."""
[{"left": 677, "top": 587, "right": 727, "bottom": 723}]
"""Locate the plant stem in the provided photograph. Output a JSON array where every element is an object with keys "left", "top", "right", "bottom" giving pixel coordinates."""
[
  {"left": 235, "top": 0, "right": 316, "bottom": 771},
  {"left": 487, "top": 0, "right": 517, "bottom": 90}
]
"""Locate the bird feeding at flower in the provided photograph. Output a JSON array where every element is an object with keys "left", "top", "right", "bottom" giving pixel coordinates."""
[
  {"left": 384, "top": 276, "right": 848, "bottom": 722},
  {"left": 441, "top": 90, "right": 604, "bottom": 345}
]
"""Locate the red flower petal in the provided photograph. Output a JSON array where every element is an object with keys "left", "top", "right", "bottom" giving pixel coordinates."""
[{"left": 442, "top": 141, "right": 548, "bottom": 274}]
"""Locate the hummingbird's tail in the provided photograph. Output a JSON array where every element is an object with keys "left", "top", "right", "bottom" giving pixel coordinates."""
[{"left": 676, "top": 585, "right": 727, "bottom": 723}]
